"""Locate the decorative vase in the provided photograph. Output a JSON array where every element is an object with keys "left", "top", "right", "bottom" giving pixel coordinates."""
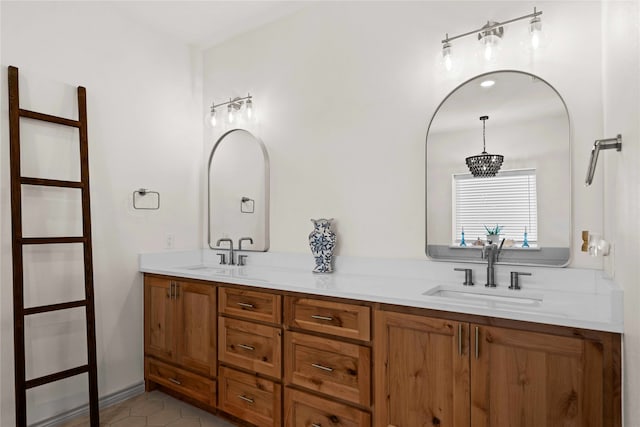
[{"left": 309, "top": 218, "right": 336, "bottom": 273}]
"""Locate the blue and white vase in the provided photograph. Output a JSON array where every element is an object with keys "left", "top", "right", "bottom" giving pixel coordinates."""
[{"left": 309, "top": 218, "right": 336, "bottom": 273}]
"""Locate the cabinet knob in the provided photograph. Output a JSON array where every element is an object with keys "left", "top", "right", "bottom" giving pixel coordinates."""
[
  {"left": 237, "top": 395, "right": 254, "bottom": 404},
  {"left": 311, "top": 315, "right": 333, "bottom": 321},
  {"left": 311, "top": 363, "right": 334, "bottom": 372}
]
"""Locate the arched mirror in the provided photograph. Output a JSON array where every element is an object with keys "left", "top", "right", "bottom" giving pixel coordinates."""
[
  {"left": 426, "top": 70, "right": 570, "bottom": 266},
  {"left": 208, "top": 129, "right": 269, "bottom": 251}
]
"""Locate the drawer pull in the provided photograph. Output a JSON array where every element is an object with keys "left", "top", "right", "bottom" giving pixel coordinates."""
[
  {"left": 311, "top": 363, "right": 334, "bottom": 372},
  {"left": 237, "top": 344, "right": 255, "bottom": 351},
  {"left": 312, "top": 424, "right": 322, "bottom": 427},
  {"left": 236, "top": 302, "right": 255, "bottom": 309},
  {"left": 311, "top": 315, "right": 333, "bottom": 321},
  {"left": 168, "top": 378, "right": 181, "bottom": 385},
  {"left": 237, "top": 394, "right": 254, "bottom": 404}
]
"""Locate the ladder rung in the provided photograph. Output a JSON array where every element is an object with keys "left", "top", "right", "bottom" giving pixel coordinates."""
[
  {"left": 25, "top": 365, "right": 89, "bottom": 389},
  {"left": 21, "top": 237, "right": 85, "bottom": 245},
  {"left": 21, "top": 177, "right": 83, "bottom": 189},
  {"left": 24, "top": 299, "right": 87, "bottom": 316},
  {"left": 19, "top": 109, "right": 80, "bottom": 128}
]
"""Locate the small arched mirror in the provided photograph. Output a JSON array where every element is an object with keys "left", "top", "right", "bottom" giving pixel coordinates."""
[
  {"left": 208, "top": 129, "right": 269, "bottom": 251},
  {"left": 426, "top": 70, "right": 571, "bottom": 266}
]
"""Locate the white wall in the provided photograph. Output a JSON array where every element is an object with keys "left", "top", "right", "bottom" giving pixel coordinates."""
[
  {"left": 601, "top": 1, "right": 640, "bottom": 425},
  {"left": 204, "top": 1, "right": 638, "bottom": 421},
  {"left": 1, "top": 2, "right": 202, "bottom": 425},
  {"left": 203, "top": 0, "right": 605, "bottom": 268}
]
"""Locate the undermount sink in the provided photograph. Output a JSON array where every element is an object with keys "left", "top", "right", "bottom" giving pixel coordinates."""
[
  {"left": 178, "top": 265, "right": 231, "bottom": 275},
  {"left": 423, "top": 286, "right": 543, "bottom": 307}
]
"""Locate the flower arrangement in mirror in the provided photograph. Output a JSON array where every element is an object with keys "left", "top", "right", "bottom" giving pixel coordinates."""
[{"left": 484, "top": 224, "right": 502, "bottom": 244}]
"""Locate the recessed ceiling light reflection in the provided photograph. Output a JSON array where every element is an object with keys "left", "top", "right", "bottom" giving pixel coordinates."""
[{"left": 480, "top": 80, "right": 495, "bottom": 88}]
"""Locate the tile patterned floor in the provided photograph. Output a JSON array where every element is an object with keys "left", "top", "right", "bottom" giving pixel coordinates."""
[{"left": 59, "top": 390, "right": 237, "bottom": 427}]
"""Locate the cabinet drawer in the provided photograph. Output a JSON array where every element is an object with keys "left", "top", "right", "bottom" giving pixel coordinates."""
[
  {"left": 285, "top": 388, "right": 370, "bottom": 427},
  {"left": 285, "top": 332, "right": 370, "bottom": 406},
  {"left": 219, "top": 287, "right": 281, "bottom": 324},
  {"left": 218, "top": 366, "right": 281, "bottom": 427},
  {"left": 219, "top": 317, "right": 282, "bottom": 378},
  {"left": 285, "top": 297, "right": 371, "bottom": 341},
  {"left": 145, "top": 357, "right": 216, "bottom": 407}
]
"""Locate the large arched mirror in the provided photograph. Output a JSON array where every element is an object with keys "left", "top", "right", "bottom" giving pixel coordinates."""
[
  {"left": 426, "top": 70, "right": 571, "bottom": 266},
  {"left": 208, "top": 129, "right": 269, "bottom": 251}
]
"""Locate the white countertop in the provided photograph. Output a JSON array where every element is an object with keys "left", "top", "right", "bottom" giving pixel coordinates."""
[{"left": 139, "top": 250, "right": 624, "bottom": 333}]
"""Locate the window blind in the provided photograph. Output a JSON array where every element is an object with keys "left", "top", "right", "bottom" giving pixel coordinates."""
[{"left": 453, "top": 169, "right": 537, "bottom": 244}]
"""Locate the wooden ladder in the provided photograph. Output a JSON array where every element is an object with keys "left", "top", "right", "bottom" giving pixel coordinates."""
[{"left": 8, "top": 66, "right": 99, "bottom": 427}]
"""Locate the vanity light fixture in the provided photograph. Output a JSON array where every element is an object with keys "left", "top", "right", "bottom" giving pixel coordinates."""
[
  {"left": 209, "top": 94, "right": 254, "bottom": 127},
  {"left": 441, "top": 7, "right": 543, "bottom": 67},
  {"left": 466, "top": 115, "right": 504, "bottom": 177}
]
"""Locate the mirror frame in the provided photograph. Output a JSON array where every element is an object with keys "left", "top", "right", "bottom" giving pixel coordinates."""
[
  {"left": 425, "top": 70, "right": 572, "bottom": 267},
  {"left": 207, "top": 128, "right": 270, "bottom": 251}
]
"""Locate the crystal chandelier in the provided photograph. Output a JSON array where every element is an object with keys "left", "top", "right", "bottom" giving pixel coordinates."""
[{"left": 465, "top": 115, "right": 504, "bottom": 177}]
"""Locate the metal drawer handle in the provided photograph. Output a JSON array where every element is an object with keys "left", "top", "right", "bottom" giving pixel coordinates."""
[
  {"left": 237, "top": 394, "right": 254, "bottom": 404},
  {"left": 168, "top": 378, "right": 181, "bottom": 385},
  {"left": 311, "top": 315, "right": 333, "bottom": 321},
  {"left": 237, "top": 302, "right": 255, "bottom": 309},
  {"left": 312, "top": 363, "right": 334, "bottom": 372},
  {"left": 238, "top": 344, "right": 255, "bottom": 351},
  {"left": 312, "top": 424, "right": 322, "bottom": 427}
]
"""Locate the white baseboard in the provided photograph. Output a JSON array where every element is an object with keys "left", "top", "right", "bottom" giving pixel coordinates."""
[{"left": 29, "top": 382, "right": 145, "bottom": 427}]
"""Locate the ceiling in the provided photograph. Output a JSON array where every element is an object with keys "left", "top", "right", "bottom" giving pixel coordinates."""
[{"left": 110, "top": 1, "right": 309, "bottom": 50}]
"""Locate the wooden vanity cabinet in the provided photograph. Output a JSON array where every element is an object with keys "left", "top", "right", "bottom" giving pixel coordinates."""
[
  {"left": 144, "top": 275, "right": 217, "bottom": 406},
  {"left": 375, "top": 309, "right": 621, "bottom": 427},
  {"left": 374, "top": 310, "right": 469, "bottom": 427},
  {"left": 284, "top": 296, "right": 373, "bottom": 427},
  {"left": 218, "top": 286, "right": 283, "bottom": 426}
]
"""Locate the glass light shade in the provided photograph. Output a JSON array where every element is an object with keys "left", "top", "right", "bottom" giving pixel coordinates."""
[
  {"left": 442, "top": 43, "right": 452, "bottom": 71},
  {"left": 227, "top": 104, "right": 234, "bottom": 124},
  {"left": 529, "top": 17, "right": 542, "bottom": 49},
  {"left": 209, "top": 108, "right": 217, "bottom": 127},
  {"left": 245, "top": 98, "right": 253, "bottom": 120},
  {"left": 481, "top": 35, "right": 500, "bottom": 61}
]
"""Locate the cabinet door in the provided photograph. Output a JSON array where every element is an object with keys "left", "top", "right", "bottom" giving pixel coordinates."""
[
  {"left": 471, "top": 325, "right": 604, "bottom": 427},
  {"left": 144, "top": 276, "right": 176, "bottom": 361},
  {"left": 175, "top": 280, "right": 217, "bottom": 377},
  {"left": 374, "top": 310, "right": 470, "bottom": 427}
]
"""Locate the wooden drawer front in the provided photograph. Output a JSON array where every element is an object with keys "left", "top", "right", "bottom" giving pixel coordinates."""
[
  {"left": 285, "top": 332, "right": 370, "bottom": 406},
  {"left": 145, "top": 357, "right": 216, "bottom": 407},
  {"left": 285, "top": 388, "right": 371, "bottom": 427},
  {"left": 219, "top": 366, "right": 282, "bottom": 427},
  {"left": 219, "top": 287, "right": 281, "bottom": 324},
  {"left": 285, "top": 297, "right": 371, "bottom": 341},
  {"left": 219, "top": 317, "right": 282, "bottom": 378}
]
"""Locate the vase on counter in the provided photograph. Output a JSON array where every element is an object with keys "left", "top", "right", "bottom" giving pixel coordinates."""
[
  {"left": 486, "top": 234, "right": 501, "bottom": 245},
  {"left": 309, "top": 218, "right": 336, "bottom": 273}
]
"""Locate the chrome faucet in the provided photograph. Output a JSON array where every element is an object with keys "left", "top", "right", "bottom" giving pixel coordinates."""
[
  {"left": 481, "top": 239, "right": 504, "bottom": 287},
  {"left": 238, "top": 237, "right": 253, "bottom": 250},
  {"left": 216, "top": 238, "right": 235, "bottom": 265}
]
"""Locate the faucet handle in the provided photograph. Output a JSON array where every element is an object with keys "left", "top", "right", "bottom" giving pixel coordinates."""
[
  {"left": 509, "top": 271, "right": 532, "bottom": 290},
  {"left": 454, "top": 268, "right": 474, "bottom": 286},
  {"left": 238, "top": 255, "right": 248, "bottom": 266},
  {"left": 217, "top": 253, "right": 227, "bottom": 265}
]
